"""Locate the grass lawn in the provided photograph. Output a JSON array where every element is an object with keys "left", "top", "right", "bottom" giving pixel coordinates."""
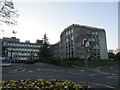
[{"left": 61, "top": 60, "right": 119, "bottom": 67}]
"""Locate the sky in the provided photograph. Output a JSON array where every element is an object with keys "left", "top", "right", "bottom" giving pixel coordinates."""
[{"left": 0, "top": 0, "right": 118, "bottom": 50}]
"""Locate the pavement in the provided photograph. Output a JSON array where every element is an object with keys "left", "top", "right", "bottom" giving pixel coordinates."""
[{"left": 2, "top": 63, "right": 119, "bottom": 89}]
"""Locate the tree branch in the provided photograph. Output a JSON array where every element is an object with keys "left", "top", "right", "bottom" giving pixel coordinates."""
[{"left": 0, "top": 0, "right": 19, "bottom": 26}]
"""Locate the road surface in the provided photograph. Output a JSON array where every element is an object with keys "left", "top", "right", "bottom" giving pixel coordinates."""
[{"left": 2, "top": 63, "right": 119, "bottom": 89}]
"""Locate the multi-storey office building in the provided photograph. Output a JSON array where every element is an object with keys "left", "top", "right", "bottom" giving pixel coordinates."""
[
  {"left": 60, "top": 24, "right": 108, "bottom": 60},
  {"left": 60, "top": 24, "right": 108, "bottom": 59},
  {"left": 1, "top": 37, "right": 42, "bottom": 62},
  {"left": 49, "top": 42, "right": 60, "bottom": 60}
]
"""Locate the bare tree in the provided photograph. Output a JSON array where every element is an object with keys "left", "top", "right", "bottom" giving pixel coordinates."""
[{"left": 0, "top": 0, "right": 19, "bottom": 26}]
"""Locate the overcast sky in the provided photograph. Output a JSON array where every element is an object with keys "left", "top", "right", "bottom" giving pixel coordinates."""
[{"left": 0, "top": 1, "right": 118, "bottom": 50}]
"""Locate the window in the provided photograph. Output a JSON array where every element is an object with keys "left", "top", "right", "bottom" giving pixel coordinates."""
[
  {"left": 16, "top": 43, "right": 18, "bottom": 46},
  {"left": 37, "top": 50, "right": 39, "bottom": 52},
  {"left": 10, "top": 43, "right": 13, "bottom": 46},
  {"left": 7, "top": 43, "right": 10, "bottom": 46},
  {"left": 25, "top": 44, "right": 27, "bottom": 47},
  {"left": 33, "top": 45, "right": 36, "bottom": 47},
  {"left": 92, "top": 32, "right": 95, "bottom": 35},
  {"left": 89, "top": 38, "right": 92, "bottom": 41},
  {"left": 66, "top": 38, "right": 68, "bottom": 42},
  {"left": 19, "top": 48, "right": 21, "bottom": 51},
  {"left": 92, "top": 38, "right": 95, "bottom": 41},
  {"left": 69, "top": 30, "right": 70, "bottom": 34},
  {"left": 14, "top": 43, "right": 16, "bottom": 46},
  {"left": 3, "top": 42, "right": 7, "bottom": 46},
  {"left": 71, "top": 36, "right": 73, "bottom": 41},
  {"left": 66, "top": 31, "right": 68, "bottom": 35},
  {"left": 96, "top": 44, "right": 99, "bottom": 49},
  {"left": 71, "top": 29, "right": 73, "bottom": 33},
  {"left": 15, "top": 48, "right": 18, "bottom": 51},
  {"left": 23, "top": 44, "right": 25, "bottom": 47},
  {"left": 88, "top": 32, "right": 91, "bottom": 35},
  {"left": 19, "top": 44, "right": 21, "bottom": 47},
  {"left": 95, "top": 32, "right": 98, "bottom": 35},
  {"left": 33, "top": 49, "right": 35, "bottom": 52}
]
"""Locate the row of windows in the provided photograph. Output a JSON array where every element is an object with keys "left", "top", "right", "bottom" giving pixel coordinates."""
[
  {"left": 7, "top": 57, "right": 28, "bottom": 60},
  {"left": 66, "top": 43, "right": 74, "bottom": 48},
  {"left": 89, "top": 38, "right": 96, "bottom": 41},
  {"left": 66, "top": 29, "right": 73, "bottom": 35},
  {"left": 18, "top": 58, "right": 27, "bottom": 60},
  {"left": 88, "top": 31, "right": 98, "bottom": 35},
  {"left": 13, "top": 57, "right": 28, "bottom": 60},
  {"left": 7, "top": 48, "right": 39, "bottom": 52},
  {"left": 66, "top": 36, "right": 74, "bottom": 42},
  {"left": 66, "top": 51, "right": 74, "bottom": 58},
  {"left": 7, "top": 52, "right": 38, "bottom": 57},
  {"left": 6, "top": 43, "right": 41, "bottom": 48}
]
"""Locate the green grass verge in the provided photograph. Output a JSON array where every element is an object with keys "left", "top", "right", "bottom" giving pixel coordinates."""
[
  {"left": 31, "top": 58, "right": 119, "bottom": 67},
  {"left": 62, "top": 60, "right": 119, "bottom": 67}
]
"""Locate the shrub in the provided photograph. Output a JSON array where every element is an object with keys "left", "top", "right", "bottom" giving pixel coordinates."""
[
  {"left": 1, "top": 79, "right": 86, "bottom": 89},
  {"left": 37, "top": 58, "right": 59, "bottom": 65},
  {"left": 25, "top": 59, "right": 38, "bottom": 64}
]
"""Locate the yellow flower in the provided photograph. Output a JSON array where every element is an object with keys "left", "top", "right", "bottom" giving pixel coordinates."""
[
  {"left": 64, "top": 86, "right": 68, "bottom": 88},
  {"left": 41, "top": 82, "right": 44, "bottom": 85},
  {"left": 35, "top": 87, "right": 39, "bottom": 89},
  {"left": 74, "top": 84, "right": 83, "bottom": 88},
  {"left": 19, "top": 87, "right": 22, "bottom": 88}
]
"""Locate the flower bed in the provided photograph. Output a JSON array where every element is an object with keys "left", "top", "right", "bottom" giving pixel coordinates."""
[{"left": 1, "top": 79, "right": 86, "bottom": 90}]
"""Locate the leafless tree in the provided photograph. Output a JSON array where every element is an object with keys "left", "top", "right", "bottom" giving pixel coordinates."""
[{"left": 0, "top": 0, "right": 19, "bottom": 26}]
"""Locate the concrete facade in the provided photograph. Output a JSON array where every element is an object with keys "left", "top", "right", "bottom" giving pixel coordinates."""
[
  {"left": 98, "top": 30, "right": 108, "bottom": 59},
  {"left": 49, "top": 42, "right": 60, "bottom": 60},
  {"left": 59, "top": 24, "right": 108, "bottom": 60},
  {"left": 1, "top": 37, "right": 42, "bottom": 62}
]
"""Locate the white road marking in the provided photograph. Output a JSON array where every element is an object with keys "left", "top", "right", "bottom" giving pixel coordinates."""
[
  {"left": 53, "top": 70, "right": 57, "bottom": 71},
  {"left": 67, "top": 72, "right": 74, "bottom": 74},
  {"left": 107, "top": 76, "right": 118, "bottom": 79},
  {"left": 75, "top": 73, "right": 79, "bottom": 75},
  {"left": 77, "top": 81, "right": 117, "bottom": 89},
  {"left": 90, "top": 82, "right": 117, "bottom": 89},
  {"left": 103, "top": 72, "right": 109, "bottom": 75},
  {"left": 89, "top": 74, "right": 98, "bottom": 76},
  {"left": 29, "top": 70, "right": 32, "bottom": 72},
  {"left": 110, "top": 67, "right": 113, "bottom": 70},
  {"left": 36, "top": 69, "right": 41, "bottom": 71},
  {"left": 80, "top": 70, "right": 85, "bottom": 72},
  {"left": 111, "top": 74, "right": 116, "bottom": 75},
  {"left": 15, "top": 69, "right": 17, "bottom": 71}
]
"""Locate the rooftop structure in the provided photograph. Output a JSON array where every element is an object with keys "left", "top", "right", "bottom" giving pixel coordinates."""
[{"left": 1, "top": 37, "right": 42, "bottom": 62}]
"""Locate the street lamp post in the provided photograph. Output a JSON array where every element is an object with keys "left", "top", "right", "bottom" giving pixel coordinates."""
[
  {"left": 82, "top": 36, "right": 90, "bottom": 88},
  {"left": 85, "top": 49, "right": 90, "bottom": 88}
]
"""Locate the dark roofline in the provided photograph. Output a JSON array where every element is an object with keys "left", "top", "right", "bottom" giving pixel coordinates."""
[
  {"left": 60, "top": 24, "right": 105, "bottom": 37},
  {"left": 65, "top": 24, "right": 104, "bottom": 31},
  {"left": 2, "top": 37, "right": 41, "bottom": 45}
]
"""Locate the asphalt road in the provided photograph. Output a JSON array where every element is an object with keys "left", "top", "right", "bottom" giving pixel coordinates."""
[{"left": 2, "top": 63, "right": 119, "bottom": 89}]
